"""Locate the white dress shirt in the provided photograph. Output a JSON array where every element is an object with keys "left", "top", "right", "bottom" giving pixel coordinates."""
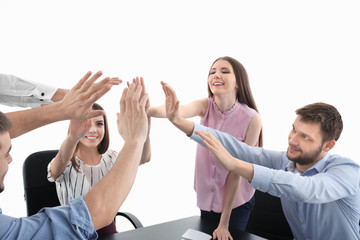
[{"left": 0, "top": 73, "right": 57, "bottom": 108}]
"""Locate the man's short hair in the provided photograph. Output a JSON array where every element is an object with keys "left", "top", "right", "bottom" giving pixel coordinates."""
[
  {"left": 296, "top": 102, "right": 343, "bottom": 142},
  {"left": 0, "top": 112, "right": 12, "bottom": 150},
  {"left": 0, "top": 112, "right": 12, "bottom": 134}
]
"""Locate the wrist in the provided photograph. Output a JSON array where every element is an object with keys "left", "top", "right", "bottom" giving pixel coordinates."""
[
  {"left": 67, "top": 133, "right": 82, "bottom": 144},
  {"left": 171, "top": 117, "right": 194, "bottom": 136},
  {"left": 217, "top": 223, "right": 229, "bottom": 229}
]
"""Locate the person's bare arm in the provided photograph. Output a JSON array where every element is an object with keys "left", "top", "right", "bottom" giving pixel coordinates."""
[
  {"left": 49, "top": 119, "right": 92, "bottom": 180},
  {"left": 196, "top": 130, "right": 254, "bottom": 181},
  {"left": 215, "top": 115, "right": 262, "bottom": 239},
  {"left": 50, "top": 88, "right": 69, "bottom": 102},
  {"left": 84, "top": 83, "right": 149, "bottom": 230},
  {"left": 147, "top": 81, "right": 207, "bottom": 119},
  {"left": 140, "top": 118, "right": 151, "bottom": 165},
  {"left": 213, "top": 171, "right": 238, "bottom": 240},
  {"left": 244, "top": 114, "right": 262, "bottom": 146},
  {"left": 161, "top": 82, "right": 195, "bottom": 136},
  {"left": 6, "top": 71, "right": 121, "bottom": 138},
  {"left": 132, "top": 77, "right": 152, "bottom": 165}
]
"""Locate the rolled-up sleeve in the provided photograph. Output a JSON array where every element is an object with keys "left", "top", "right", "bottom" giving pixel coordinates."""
[
  {"left": 0, "top": 197, "right": 97, "bottom": 240},
  {"left": 250, "top": 164, "right": 273, "bottom": 192}
]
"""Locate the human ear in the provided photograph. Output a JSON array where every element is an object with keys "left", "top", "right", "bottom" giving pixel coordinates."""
[{"left": 323, "top": 139, "right": 336, "bottom": 152}]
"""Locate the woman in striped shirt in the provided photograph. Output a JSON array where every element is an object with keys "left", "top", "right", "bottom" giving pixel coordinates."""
[{"left": 47, "top": 101, "right": 151, "bottom": 237}]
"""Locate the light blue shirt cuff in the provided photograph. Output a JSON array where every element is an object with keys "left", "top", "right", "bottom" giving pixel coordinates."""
[
  {"left": 189, "top": 122, "right": 207, "bottom": 146},
  {"left": 250, "top": 164, "right": 272, "bottom": 192}
]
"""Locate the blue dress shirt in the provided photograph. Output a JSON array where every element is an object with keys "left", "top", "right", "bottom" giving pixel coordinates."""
[
  {"left": 0, "top": 197, "right": 97, "bottom": 240},
  {"left": 191, "top": 122, "right": 360, "bottom": 240}
]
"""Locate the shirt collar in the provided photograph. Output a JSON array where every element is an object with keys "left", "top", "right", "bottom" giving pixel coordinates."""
[{"left": 285, "top": 153, "right": 331, "bottom": 175}]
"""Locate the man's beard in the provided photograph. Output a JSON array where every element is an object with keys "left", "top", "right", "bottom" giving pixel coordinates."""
[{"left": 287, "top": 145, "right": 323, "bottom": 166}]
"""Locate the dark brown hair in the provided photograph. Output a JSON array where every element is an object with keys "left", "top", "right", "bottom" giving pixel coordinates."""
[
  {"left": 0, "top": 112, "right": 12, "bottom": 134},
  {"left": 207, "top": 56, "right": 263, "bottom": 147},
  {"left": 71, "top": 103, "right": 109, "bottom": 171},
  {"left": 296, "top": 102, "right": 343, "bottom": 142},
  {"left": 0, "top": 112, "right": 12, "bottom": 150}
]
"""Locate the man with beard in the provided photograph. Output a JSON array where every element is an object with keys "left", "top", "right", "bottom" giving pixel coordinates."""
[
  {"left": 161, "top": 83, "right": 360, "bottom": 240},
  {"left": 0, "top": 74, "right": 149, "bottom": 239}
]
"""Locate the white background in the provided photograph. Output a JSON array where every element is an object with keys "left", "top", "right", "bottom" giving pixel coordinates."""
[{"left": 0, "top": 0, "right": 359, "bottom": 230}]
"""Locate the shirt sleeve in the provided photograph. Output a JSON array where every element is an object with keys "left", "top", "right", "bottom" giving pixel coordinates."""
[
  {"left": 47, "top": 158, "right": 69, "bottom": 183},
  {"left": 0, "top": 197, "right": 97, "bottom": 240},
  {"left": 0, "top": 73, "right": 58, "bottom": 108},
  {"left": 251, "top": 159, "right": 360, "bottom": 203},
  {"left": 189, "top": 123, "right": 360, "bottom": 203},
  {"left": 190, "top": 122, "right": 287, "bottom": 170}
]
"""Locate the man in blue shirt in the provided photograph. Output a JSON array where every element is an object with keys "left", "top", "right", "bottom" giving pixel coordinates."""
[
  {"left": 0, "top": 73, "right": 149, "bottom": 239},
  {"left": 161, "top": 82, "right": 360, "bottom": 239}
]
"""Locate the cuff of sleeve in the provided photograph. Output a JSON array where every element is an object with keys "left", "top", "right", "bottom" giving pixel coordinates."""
[
  {"left": 30, "top": 81, "right": 58, "bottom": 102},
  {"left": 250, "top": 164, "right": 273, "bottom": 192},
  {"left": 189, "top": 122, "right": 206, "bottom": 145},
  {"left": 69, "top": 197, "right": 97, "bottom": 238}
]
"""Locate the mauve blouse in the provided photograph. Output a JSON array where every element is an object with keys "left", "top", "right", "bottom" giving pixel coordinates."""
[{"left": 195, "top": 97, "right": 258, "bottom": 212}]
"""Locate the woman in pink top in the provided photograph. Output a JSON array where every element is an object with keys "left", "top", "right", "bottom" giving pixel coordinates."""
[{"left": 148, "top": 56, "right": 262, "bottom": 240}]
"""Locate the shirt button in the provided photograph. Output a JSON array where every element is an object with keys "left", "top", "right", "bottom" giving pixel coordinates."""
[
  {"left": 256, "top": 186, "right": 260, "bottom": 190},
  {"left": 278, "top": 194, "right": 281, "bottom": 198},
  {"left": 300, "top": 219, "right": 304, "bottom": 223}
]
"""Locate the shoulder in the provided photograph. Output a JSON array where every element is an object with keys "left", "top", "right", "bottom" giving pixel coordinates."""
[
  {"left": 249, "top": 114, "right": 262, "bottom": 127},
  {"left": 195, "top": 98, "right": 209, "bottom": 117},
  {"left": 326, "top": 154, "right": 360, "bottom": 169},
  {"left": 238, "top": 103, "right": 258, "bottom": 116}
]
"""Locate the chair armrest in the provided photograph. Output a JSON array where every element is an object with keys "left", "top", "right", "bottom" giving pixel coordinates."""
[{"left": 115, "top": 212, "right": 143, "bottom": 229}]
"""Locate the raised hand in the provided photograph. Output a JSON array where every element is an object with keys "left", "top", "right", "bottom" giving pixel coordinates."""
[
  {"left": 196, "top": 130, "right": 235, "bottom": 172},
  {"left": 117, "top": 83, "right": 149, "bottom": 144},
  {"left": 58, "top": 71, "right": 121, "bottom": 120},
  {"left": 128, "top": 76, "right": 150, "bottom": 110},
  {"left": 160, "top": 81, "right": 180, "bottom": 123},
  {"left": 69, "top": 119, "right": 92, "bottom": 140}
]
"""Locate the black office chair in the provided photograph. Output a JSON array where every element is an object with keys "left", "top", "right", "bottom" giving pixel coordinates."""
[
  {"left": 22, "top": 150, "right": 143, "bottom": 229},
  {"left": 245, "top": 190, "right": 293, "bottom": 240}
]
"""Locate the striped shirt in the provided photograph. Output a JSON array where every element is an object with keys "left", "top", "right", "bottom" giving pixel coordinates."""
[{"left": 47, "top": 149, "right": 118, "bottom": 205}]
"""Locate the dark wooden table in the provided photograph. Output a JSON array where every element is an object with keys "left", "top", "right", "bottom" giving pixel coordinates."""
[{"left": 100, "top": 216, "right": 267, "bottom": 240}]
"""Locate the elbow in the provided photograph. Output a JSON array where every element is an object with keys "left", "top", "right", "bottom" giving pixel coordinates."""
[{"left": 104, "top": 214, "right": 116, "bottom": 227}]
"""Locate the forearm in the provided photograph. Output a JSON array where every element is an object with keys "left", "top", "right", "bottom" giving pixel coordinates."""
[
  {"left": 147, "top": 105, "right": 166, "bottom": 118},
  {"left": 190, "top": 123, "right": 285, "bottom": 170},
  {"left": 6, "top": 102, "right": 68, "bottom": 138},
  {"left": 251, "top": 162, "right": 360, "bottom": 203},
  {"left": 51, "top": 88, "right": 69, "bottom": 102},
  {"left": 50, "top": 134, "right": 79, "bottom": 179},
  {"left": 84, "top": 140, "right": 143, "bottom": 230},
  {"left": 219, "top": 172, "right": 242, "bottom": 228},
  {"left": 140, "top": 137, "right": 151, "bottom": 164},
  {"left": 170, "top": 116, "right": 194, "bottom": 136},
  {"left": 229, "top": 157, "right": 254, "bottom": 181}
]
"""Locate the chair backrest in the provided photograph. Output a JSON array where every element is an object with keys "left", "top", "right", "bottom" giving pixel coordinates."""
[
  {"left": 22, "top": 150, "right": 60, "bottom": 216},
  {"left": 245, "top": 190, "right": 294, "bottom": 240}
]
